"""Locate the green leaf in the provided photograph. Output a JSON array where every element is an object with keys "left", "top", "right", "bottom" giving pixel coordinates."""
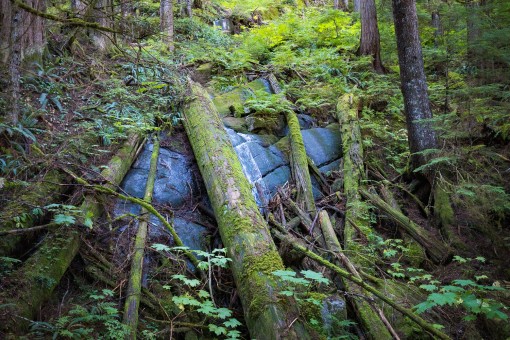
[
  {"left": 428, "top": 292, "right": 458, "bottom": 306},
  {"left": 452, "top": 279, "right": 476, "bottom": 287},
  {"left": 53, "top": 214, "right": 75, "bottom": 226},
  {"left": 216, "top": 307, "right": 232, "bottom": 319},
  {"left": 224, "top": 318, "right": 242, "bottom": 328},
  {"left": 208, "top": 324, "right": 227, "bottom": 336},
  {"left": 301, "top": 270, "right": 330, "bottom": 284},
  {"left": 152, "top": 243, "right": 171, "bottom": 252},
  {"left": 419, "top": 284, "right": 438, "bottom": 292},
  {"left": 198, "top": 290, "right": 210, "bottom": 299}
]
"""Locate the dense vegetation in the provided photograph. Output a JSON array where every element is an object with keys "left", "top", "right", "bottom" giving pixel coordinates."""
[{"left": 1, "top": 0, "right": 509, "bottom": 339}]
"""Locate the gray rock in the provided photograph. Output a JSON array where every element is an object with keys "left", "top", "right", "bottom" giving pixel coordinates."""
[
  {"left": 150, "top": 217, "right": 208, "bottom": 251},
  {"left": 121, "top": 169, "right": 149, "bottom": 198},
  {"left": 302, "top": 127, "right": 342, "bottom": 167},
  {"left": 236, "top": 141, "right": 285, "bottom": 177},
  {"left": 262, "top": 166, "right": 291, "bottom": 195},
  {"left": 297, "top": 114, "right": 316, "bottom": 129},
  {"left": 319, "top": 158, "right": 342, "bottom": 175},
  {"left": 321, "top": 295, "right": 348, "bottom": 338},
  {"left": 222, "top": 116, "right": 248, "bottom": 133}
]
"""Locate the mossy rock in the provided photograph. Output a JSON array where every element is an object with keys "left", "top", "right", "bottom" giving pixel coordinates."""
[
  {"left": 212, "top": 79, "right": 271, "bottom": 117},
  {"left": 222, "top": 116, "right": 248, "bottom": 133}
]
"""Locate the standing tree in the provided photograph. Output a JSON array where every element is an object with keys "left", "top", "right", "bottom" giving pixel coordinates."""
[
  {"left": 392, "top": 0, "right": 437, "bottom": 172},
  {"left": 160, "top": 0, "right": 174, "bottom": 51},
  {"left": 358, "top": 0, "right": 386, "bottom": 73},
  {"left": 353, "top": 0, "right": 360, "bottom": 12}
]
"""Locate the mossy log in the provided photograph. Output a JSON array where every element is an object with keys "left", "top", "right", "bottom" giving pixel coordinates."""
[
  {"left": 360, "top": 188, "right": 451, "bottom": 264},
  {"left": 271, "top": 229, "right": 451, "bottom": 340},
  {"left": 0, "top": 133, "right": 144, "bottom": 334},
  {"left": 378, "top": 183, "right": 427, "bottom": 266},
  {"left": 286, "top": 111, "right": 317, "bottom": 215},
  {"left": 337, "top": 93, "right": 371, "bottom": 241},
  {"left": 183, "top": 80, "right": 310, "bottom": 339},
  {"left": 433, "top": 181, "right": 464, "bottom": 250},
  {"left": 318, "top": 210, "right": 395, "bottom": 340},
  {"left": 0, "top": 169, "right": 70, "bottom": 256},
  {"left": 123, "top": 135, "right": 160, "bottom": 339}
]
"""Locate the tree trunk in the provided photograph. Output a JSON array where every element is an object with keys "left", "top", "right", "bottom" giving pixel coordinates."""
[
  {"left": 359, "top": 0, "right": 386, "bottom": 73},
  {"left": 7, "top": 2, "right": 22, "bottom": 124},
  {"left": 0, "top": 133, "right": 144, "bottom": 333},
  {"left": 183, "top": 80, "right": 310, "bottom": 339},
  {"left": 160, "top": 0, "right": 174, "bottom": 51},
  {"left": 92, "top": 0, "right": 112, "bottom": 50},
  {"left": 186, "top": 0, "right": 192, "bottom": 18},
  {"left": 123, "top": 135, "right": 160, "bottom": 339},
  {"left": 353, "top": 0, "right": 360, "bottom": 12},
  {"left": 392, "top": 0, "right": 437, "bottom": 172},
  {"left": 431, "top": 11, "right": 442, "bottom": 48}
]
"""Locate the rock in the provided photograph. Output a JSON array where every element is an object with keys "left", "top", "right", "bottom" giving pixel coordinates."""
[
  {"left": 222, "top": 116, "right": 248, "bottom": 133},
  {"left": 193, "top": 63, "right": 213, "bottom": 83},
  {"left": 297, "top": 114, "right": 316, "bottom": 129},
  {"left": 262, "top": 166, "right": 291, "bottom": 194},
  {"left": 320, "top": 295, "right": 348, "bottom": 338},
  {"left": 212, "top": 78, "right": 273, "bottom": 117},
  {"left": 318, "top": 158, "right": 342, "bottom": 175},
  {"left": 235, "top": 141, "right": 286, "bottom": 177},
  {"left": 301, "top": 127, "right": 342, "bottom": 167},
  {"left": 121, "top": 169, "right": 149, "bottom": 198}
]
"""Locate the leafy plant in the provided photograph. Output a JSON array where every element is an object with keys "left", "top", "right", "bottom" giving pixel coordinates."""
[
  {"left": 29, "top": 289, "right": 129, "bottom": 339},
  {"left": 151, "top": 245, "right": 241, "bottom": 339}
]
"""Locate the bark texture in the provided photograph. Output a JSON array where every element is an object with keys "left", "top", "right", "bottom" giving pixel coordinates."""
[
  {"left": 160, "top": 0, "right": 174, "bottom": 51},
  {"left": 392, "top": 0, "right": 437, "bottom": 171},
  {"left": 359, "top": 0, "right": 386, "bottom": 73},
  {"left": 183, "top": 80, "right": 310, "bottom": 339}
]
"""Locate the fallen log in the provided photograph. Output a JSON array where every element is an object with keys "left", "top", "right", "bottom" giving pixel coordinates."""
[
  {"left": 271, "top": 229, "right": 451, "bottom": 340},
  {"left": 0, "top": 169, "right": 70, "bottom": 256},
  {"left": 318, "top": 210, "right": 396, "bottom": 340},
  {"left": 378, "top": 183, "right": 427, "bottom": 266},
  {"left": 0, "top": 133, "right": 144, "bottom": 333},
  {"left": 360, "top": 188, "right": 451, "bottom": 264},
  {"left": 183, "top": 80, "right": 310, "bottom": 339},
  {"left": 336, "top": 93, "right": 371, "bottom": 241},
  {"left": 123, "top": 134, "right": 160, "bottom": 338},
  {"left": 286, "top": 110, "right": 316, "bottom": 215}
]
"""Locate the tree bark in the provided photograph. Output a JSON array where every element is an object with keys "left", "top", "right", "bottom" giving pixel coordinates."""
[
  {"left": 123, "top": 135, "right": 160, "bottom": 339},
  {"left": 160, "top": 0, "right": 174, "bottom": 51},
  {"left": 0, "top": 133, "right": 144, "bottom": 333},
  {"left": 7, "top": 1, "right": 21, "bottom": 124},
  {"left": 392, "top": 0, "right": 437, "bottom": 172},
  {"left": 359, "top": 0, "right": 386, "bottom": 73},
  {"left": 353, "top": 0, "right": 360, "bottom": 12},
  {"left": 183, "top": 80, "right": 310, "bottom": 339}
]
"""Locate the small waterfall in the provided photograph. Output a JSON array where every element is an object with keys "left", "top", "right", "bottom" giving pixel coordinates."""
[{"left": 233, "top": 137, "right": 271, "bottom": 213}]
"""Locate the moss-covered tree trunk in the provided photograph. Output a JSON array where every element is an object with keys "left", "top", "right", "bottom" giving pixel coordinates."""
[
  {"left": 123, "top": 135, "right": 160, "bottom": 339},
  {"left": 183, "top": 80, "right": 310, "bottom": 339},
  {"left": 0, "top": 133, "right": 143, "bottom": 333}
]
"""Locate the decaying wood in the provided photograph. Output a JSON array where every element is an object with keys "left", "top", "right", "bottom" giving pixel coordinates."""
[
  {"left": 183, "top": 80, "right": 310, "bottom": 339},
  {"left": 337, "top": 93, "right": 371, "bottom": 240},
  {"left": 123, "top": 134, "right": 160, "bottom": 338},
  {"left": 0, "top": 133, "right": 144, "bottom": 333},
  {"left": 360, "top": 188, "right": 451, "bottom": 264}
]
